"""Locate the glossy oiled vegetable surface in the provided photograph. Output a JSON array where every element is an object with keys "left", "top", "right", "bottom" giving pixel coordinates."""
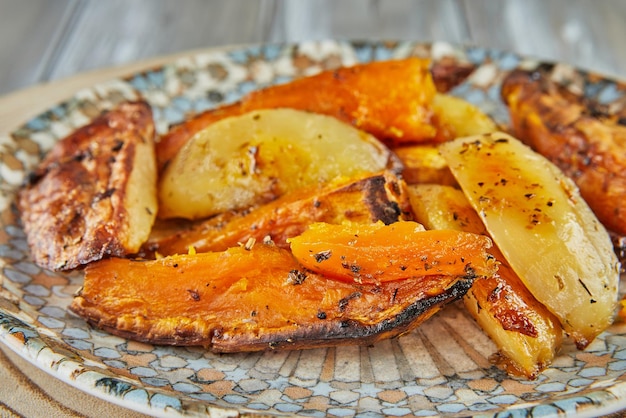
[
  {"left": 18, "top": 101, "right": 158, "bottom": 271},
  {"left": 156, "top": 57, "right": 437, "bottom": 170},
  {"left": 158, "top": 108, "right": 398, "bottom": 220},
  {"left": 439, "top": 132, "right": 620, "bottom": 349},
  {"left": 409, "top": 184, "right": 562, "bottom": 378},
  {"left": 70, "top": 244, "right": 475, "bottom": 352},
  {"left": 289, "top": 221, "right": 497, "bottom": 284},
  {"left": 146, "top": 172, "right": 412, "bottom": 256},
  {"left": 502, "top": 68, "right": 626, "bottom": 236}
]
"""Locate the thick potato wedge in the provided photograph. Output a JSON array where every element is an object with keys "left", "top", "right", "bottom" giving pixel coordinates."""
[
  {"left": 431, "top": 93, "right": 498, "bottom": 140},
  {"left": 409, "top": 184, "right": 562, "bottom": 378},
  {"left": 70, "top": 243, "right": 476, "bottom": 351},
  {"left": 289, "top": 221, "right": 497, "bottom": 284},
  {"left": 439, "top": 132, "right": 620, "bottom": 348},
  {"left": 158, "top": 108, "right": 400, "bottom": 220},
  {"left": 145, "top": 171, "right": 412, "bottom": 256},
  {"left": 502, "top": 68, "right": 626, "bottom": 235},
  {"left": 156, "top": 58, "right": 437, "bottom": 170},
  {"left": 18, "top": 101, "right": 158, "bottom": 271}
]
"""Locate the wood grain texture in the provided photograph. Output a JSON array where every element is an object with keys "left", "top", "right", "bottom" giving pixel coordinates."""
[
  {"left": 268, "top": 0, "right": 467, "bottom": 42},
  {"left": 0, "top": 343, "right": 149, "bottom": 417},
  {"left": 2, "top": 0, "right": 626, "bottom": 97},
  {"left": 463, "top": 0, "right": 626, "bottom": 77},
  {"left": 0, "top": 0, "right": 77, "bottom": 95},
  {"left": 47, "top": 0, "right": 270, "bottom": 81}
]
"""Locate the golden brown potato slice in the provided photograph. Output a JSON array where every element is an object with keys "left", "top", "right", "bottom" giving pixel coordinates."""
[
  {"left": 439, "top": 132, "right": 620, "bottom": 349},
  {"left": 502, "top": 68, "right": 626, "bottom": 236},
  {"left": 18, "top": 101, "right": 158, "bottom": 271},
  {"left": 409, "top": 184, "right": 562, "bottom": 378},
  {"left": 144, "top": 171, "right": 412, "bottom": 257},
  {"left": 70, "top": 243, "right": 478, "bottom": 352},
  {"left": 158, "top": 109, "right": 400, "bottom": 220}
]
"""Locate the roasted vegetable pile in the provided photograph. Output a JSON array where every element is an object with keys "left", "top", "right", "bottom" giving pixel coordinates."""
[{"left": 18, "top": 57, "right": 621, "bottom": 379}]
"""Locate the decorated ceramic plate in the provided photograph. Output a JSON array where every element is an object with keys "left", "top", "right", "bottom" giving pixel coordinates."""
[{"left": 1, "top": 40, "right": 626, "bottom": 417}]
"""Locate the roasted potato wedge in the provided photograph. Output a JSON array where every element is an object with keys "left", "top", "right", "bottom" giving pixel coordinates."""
[
  {"left": 18, "top": 101, "right": 158, "bottom": 271},
  {"left": 156, "top": 58, "right": 438, "bottom": 170},
  {"left": 502, "top": 68, "right": 626, "bottom": 236},
  {"left": 409, "top": 184, "right": 562, "bottom": 378},
  {"left": 439, "top": 132, "right": 620, "bottom": 348},
  {"left": 158, "top": 108, "right": 400, "bottom": 220},
  {"left": 145, "top": 171, "right": 412, "bottom": 256},
  {"left": 70, "top": 243, "right": 479, "bottom": 352}
]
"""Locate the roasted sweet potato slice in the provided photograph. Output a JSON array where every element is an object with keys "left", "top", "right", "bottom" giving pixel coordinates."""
[
  {"left": 156, "top": 58, "right": 438, "bottom": 170},
  {"left": 70, "top": 243, "right": 477, "bottom": 351},
  {"left": 289, "top": 221, "right": 497, "bottom": 284},
  {"left": 501, "top": 68, "right": 626, "bottom": 236},
  {"left": 18, "top": 101, "right": 158, "bottom": 271},
  {"left": 144, "top": 171, "right": 412, "bottom": 257}
]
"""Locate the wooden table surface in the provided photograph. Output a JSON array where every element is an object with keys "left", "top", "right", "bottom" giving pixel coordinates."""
[{"left": 1, "top": 1, "right": 626, "bottom": 417}]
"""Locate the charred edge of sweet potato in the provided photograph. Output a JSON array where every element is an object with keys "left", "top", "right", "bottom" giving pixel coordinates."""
[
  {"left": 430, "top": 58, "right": 477, "bottom": 93},
  {"left": 76, "top": 277, "right": 473, "bottom": 352},
  {"left": 215, "top": 276, "right": 474, "bottom": 352},
  {"left": 352, "top": 176, "right": 401, "bottom": 225},
  {"left": 141, "top": 172, "right": 413, "bottom": 257}
]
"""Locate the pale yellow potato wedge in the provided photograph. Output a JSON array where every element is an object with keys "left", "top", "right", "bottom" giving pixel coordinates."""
[
  {"left": 439, "top": 132, "right": 620, "bottom": 348},
  {"left": 158, "top": 109, "right": 399, "bottom": 220},
  {"left": 409, "top": 184, "right": 562, "bottom": 378},
  {"left": 432, "top": 93, "right": 499, "bottom": 139}
]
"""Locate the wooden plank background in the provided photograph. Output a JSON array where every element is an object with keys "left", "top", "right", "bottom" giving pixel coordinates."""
[{"left": 1, "top": 0, "right": 626, "bottom": 97}]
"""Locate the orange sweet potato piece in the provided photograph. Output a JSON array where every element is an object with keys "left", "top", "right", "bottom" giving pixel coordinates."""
[
  {"left": 501, "top": 68, "right": 626, "bottom": 235},
  {"left": 143, "top": 171, "right": 413, "bottom": 257},
  {"left": 288, "top": 221, "right": 497, "bottom": 284},
  {"left": 156, "top": 58, "right": 437, "bottom": 170},
  {"left": 70, "top": 244, "right": 475, "bottom": 351}
]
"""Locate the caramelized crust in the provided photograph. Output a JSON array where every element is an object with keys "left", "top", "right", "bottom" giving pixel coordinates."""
[
  {"left": 501, "top": 69, "right": 626, "bottom": 235},
  {"left": 18, "top": 101, "right": 158, "bottom": 271},
  {"left": 70, "top": 245, "right": 475, "bottom": 351},
  {"left": 408, "top": 184, "right": 563, "bottom": 378},
  {"left": 144, "top": 171, "right": 413, "bottom": 257}
]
